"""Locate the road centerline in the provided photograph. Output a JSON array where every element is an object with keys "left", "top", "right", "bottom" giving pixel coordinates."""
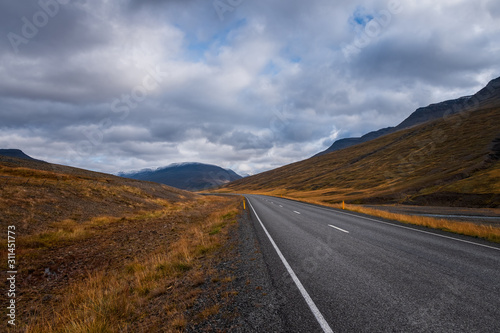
[
  {"left": 293, "top": 211, "right": 301, "bottom": 214},
  {"left": 328, "top": 224, "right": 349, "bottom": 233},
  {"left": 247, "top": 198, "right": 334, "bottom": 333}
]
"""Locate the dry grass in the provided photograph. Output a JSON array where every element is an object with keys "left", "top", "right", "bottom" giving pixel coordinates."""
[
  {"left": 0, "top": 157, "right": 242, "bottom": 332},
  {"left": 13, "top": 196, "right": 241, "bottom": 332},
  {"left": 17, "top": 217, "right": 122, "bottom": 249},
  {"left": 0, "top": 156, "right": 194, "bottom": 234},
  {"left": 24, "top": 272, "right": 135, "bottom": 333},
  {"left": 337, "top": 203, "right": 500, "bottom": 243}
]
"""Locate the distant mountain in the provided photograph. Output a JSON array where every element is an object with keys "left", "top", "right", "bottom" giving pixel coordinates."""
[
  {"left": 316, "top": 76, "right": 500, "bottom": 156},
  {"left": 119, "top": 162, "right": 242, "bottom": 191},
  {"left": 0, "top": 149, "right": 44, "bottom": 162}
]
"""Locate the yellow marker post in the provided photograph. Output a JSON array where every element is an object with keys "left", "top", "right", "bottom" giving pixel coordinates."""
[
  {"left": 342, "top": 200, "right": 345, "bottom": 210},
  {"left": 243, "top": 199, "right": 246, "bottom": 210}
]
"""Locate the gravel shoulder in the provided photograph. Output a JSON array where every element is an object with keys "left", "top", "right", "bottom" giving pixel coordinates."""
[
  {"left": 229, "top": 207, "right": 285, "bottom": 332},
  {"left": 189, "top": 205, "right": 286, "bottom": 332}
]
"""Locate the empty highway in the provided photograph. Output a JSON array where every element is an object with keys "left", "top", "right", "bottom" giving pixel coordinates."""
[{"left": 244, "top": 194, "right": 500, "bottom": 332}]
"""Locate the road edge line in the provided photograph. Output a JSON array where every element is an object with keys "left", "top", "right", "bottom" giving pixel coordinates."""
[{"left": 246, "top": 197, "right": 334, "bottom": 333}]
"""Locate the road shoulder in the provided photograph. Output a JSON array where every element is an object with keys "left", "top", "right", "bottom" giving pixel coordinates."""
[{"left": 187, "top": 204, "right": 285, "bottom": 332}]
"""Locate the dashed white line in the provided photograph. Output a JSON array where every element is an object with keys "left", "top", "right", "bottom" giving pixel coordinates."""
[
  {"left": 246, "top": 198, "right": 333, "bottom": 333},
  {"left": 276, "top": 196, "right": 500, "bottom": 252},
  {"left": 286, "top": 199, "right": 500, "bottom": 252},
  {"left": 279, "top": 205, "right": 283, "bottom": 208},
  {"left": 294, "top": 211, "right": 301, "bottom": 215},
  {"left": 328, "top": 224, "right": 349, "bottom": 233}
]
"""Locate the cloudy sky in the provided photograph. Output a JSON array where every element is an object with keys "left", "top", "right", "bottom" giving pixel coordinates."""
[{"left": 1, "top": 0, "right": 499, "bottom": 175}]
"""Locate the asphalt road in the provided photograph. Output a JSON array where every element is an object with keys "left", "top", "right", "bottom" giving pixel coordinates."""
[{"left": 244, "top": 194, "right": 500, "bottom": 332}]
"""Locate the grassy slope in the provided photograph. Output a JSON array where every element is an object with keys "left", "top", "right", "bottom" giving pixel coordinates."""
[
  {"left": 222, "top": 106, "right": 500, "bottom": 208},
  {"left": 0, "top": 157, "right": 242, "bottom": 332},
  {"left": 0, "top": 156, "right": 196, "bottom": 235}
]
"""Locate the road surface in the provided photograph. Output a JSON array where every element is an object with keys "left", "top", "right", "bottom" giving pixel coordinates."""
[{"left": 244, "top": 194, "right": 500, "bottom": 332}]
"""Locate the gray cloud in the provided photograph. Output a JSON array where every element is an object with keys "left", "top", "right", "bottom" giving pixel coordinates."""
[
  {"left": 1, "top": 0, "right": 499, "bottom": 175},
  {"left": 219, "top": 130, "right": 274, "bottom": 150}
]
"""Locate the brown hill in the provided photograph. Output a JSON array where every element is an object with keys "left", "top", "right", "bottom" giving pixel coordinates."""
[
  {"left": 222, "top": 104, "right": 500, "bottom": 208},
  {"left": 0, "top": 155, "right": 196, "bottom": 235},
  {"left": 0, "top": 156, "right": 244, "bottom": 331}
]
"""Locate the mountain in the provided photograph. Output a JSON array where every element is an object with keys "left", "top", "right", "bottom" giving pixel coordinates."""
[
  {"left": 316, "top": 76, "right": 500, "bottom": 156},
  {"left": 119, "top": 162, "right": 242, "bottom": 191},
  {"left": 222, "top": 91, "right": 500, "bottom": 207},
  {"left": 0, "top": 149, "right": 45, "bottom": 162}
]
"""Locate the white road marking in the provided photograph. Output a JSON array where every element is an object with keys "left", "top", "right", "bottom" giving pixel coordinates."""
[
  {"left": 294, "top": 211, "right": 301, "bottom": 215},
  {"left": 287, "top": 200, "right": 500, "bottom": 252},
  {"left": 328, "top": 224, "right": 349, "bottom": 233},
  {"left": 279, "top": 205, "right": 283, "bottom": 207},
  {"left": 247, "top": 198, "right": 333, "bottom": 333}
]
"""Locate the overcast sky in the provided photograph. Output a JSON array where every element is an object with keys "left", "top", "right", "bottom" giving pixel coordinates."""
[{"left": 1, "top": 0, "right": 499, "bottom": 175}]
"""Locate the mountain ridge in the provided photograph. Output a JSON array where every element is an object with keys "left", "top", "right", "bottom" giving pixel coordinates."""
[{"left": 316, "top": 76, "right": 500, "bottom": 156}]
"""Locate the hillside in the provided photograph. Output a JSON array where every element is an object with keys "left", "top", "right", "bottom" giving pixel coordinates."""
[
  {"left": 119, "top": 162, "right": 242, "bottom": 191},
  {"left": 222, "top": 104, "right": 500, "bottom": 208},
  {"left": 0, "top": 156, "right": 244, "bottom": 331},
  {"left": 0, "top": 155, "right": 196, "bottom": 234},
  {"left": 316, "top": 76, "right": 500, "bottom": 156}
]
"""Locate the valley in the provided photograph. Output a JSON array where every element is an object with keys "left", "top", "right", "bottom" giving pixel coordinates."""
[{"left": 3, "top": 1, "right": 500, "bottom": 331}]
